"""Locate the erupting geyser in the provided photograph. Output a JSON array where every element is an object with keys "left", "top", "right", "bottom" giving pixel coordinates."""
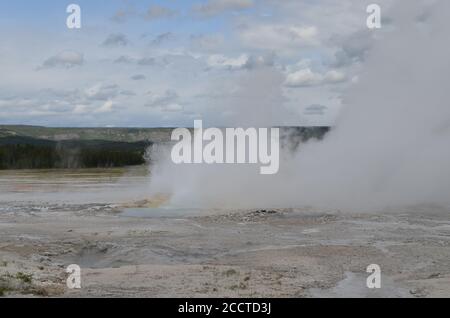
[{"left": 149, "top": 0, "right": 450, "bottom": 211}]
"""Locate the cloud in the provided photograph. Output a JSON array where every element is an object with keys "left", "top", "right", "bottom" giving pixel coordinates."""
[
  {"left": 111, "top": 8, "right": 135, "bottom": 23},
  {"left": 146, "top": 89, "right": 179, "bottom": 107},
  {"left": 190, "top": 34, "right": 225, "bottom": 52},
  {"left": 207, "top": 54, "right": 249, "bottom": 70},
  {"left": 114, "top": 55, "right": 135, "bottom": 64},
  {"left": 85, "top": 84, "right": 120, "bottom": 101},
  {"left": 95, "top": 100, "right": 114, "bottom": 113},
  {"left": 304, "top": 104, "right": 328, "bottom": 115},
  {"left": 194, "top": 0, "right": 254, "bottom": 17},
  {"left": 113, "top": 55, "right": 155, "bottom": 66},
  {"left": 151, "top": 32, "right": 174, "bottom": 46},
  {"left": 111, "top": 5, "right": 177, "bottom": 23},
  {"left": 207, "top": 53, "right": 275, "bottom": 70},
  {"left": 72, "top": 104, "right": 88, "bottom": 114},
  {"left": 0, "top": 89, "right": 83, "bottom": 116},
  {"left": 0, "top": 0, "right": 402, "bottom": 127},
  {"left": 0, "top": 84, "right": 130, "bottom": 120},
  {"left": 161, "top": 103, "right": 184, "bottom": 112},
  {"left": 131, "top": 74, "right": 146, "bottom": 81},
  {"left": 120, "top": 90, "right": 136, "bottom": 96},
  {"left": 39, "top": 51, "right": 84, "bottom": 69},
  {"left": 145, "top": 89, "right": 183, "bottom": 112},
  {"left": 102, "top": 33, "right": 130, "bottom": 47},
  {"left": 239, "top": 24, "right": 319, "bottom": 51},
  {"left": 330, "top": 30, "right": 374, "bottom": 67},
  {"left": 137, "top": 57, "right": 156, "bottom": 66},
  {"left": 145, "top": 5, "right": 177, "bottom": 21},
  {"left": 243, "top": 54, "right": 275, "bottom": 70},
  {"left": 285, "top": 68, "right": 346, "bottom": 87}
]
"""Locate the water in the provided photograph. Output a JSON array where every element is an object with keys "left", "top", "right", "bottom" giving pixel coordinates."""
[
  {"left": 309, "top": 272, "right": 412, "bottom": 298},
  {"left": 0, "top": 166, "right": 151, "bottom": 204}
]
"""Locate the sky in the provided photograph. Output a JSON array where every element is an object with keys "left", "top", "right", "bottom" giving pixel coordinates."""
[{"left": 0, "top": 0, "right": 395, "bottom": 127}]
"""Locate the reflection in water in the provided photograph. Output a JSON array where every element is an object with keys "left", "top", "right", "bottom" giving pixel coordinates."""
[{"left": 0, "top": 166, "right": 151, "bottom": 204}]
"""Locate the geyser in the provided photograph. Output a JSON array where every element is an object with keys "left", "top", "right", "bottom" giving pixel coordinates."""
[
  {"left": 170, "top": 120, "right": 280, "bottom": 175},
  {"left": 149, "top": 0, "right": 450, "bottom": 211}
]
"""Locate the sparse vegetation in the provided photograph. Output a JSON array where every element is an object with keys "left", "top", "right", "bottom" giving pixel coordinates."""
[
  {"left": 0, "top": 272, "right": 58, "bottom": 297},
  {"left": 15, "top": 272, "right": 33, "bottom": 284},
  {"left": 0, "top": 286, "right": 12, "bottom": 297},
  {"left": 223, "top": 269, "right": 238, "bottom": 277},
  {"left": 0, "top": 273, "right": 13, "bottom": 297}
]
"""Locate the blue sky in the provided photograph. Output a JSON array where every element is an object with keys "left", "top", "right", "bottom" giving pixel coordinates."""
[
  {"left": 0, "top": 1, "right": 228, "bottom": 35},
  {"left": 0, "top": 0, "right": 392, "bottom": 127}
]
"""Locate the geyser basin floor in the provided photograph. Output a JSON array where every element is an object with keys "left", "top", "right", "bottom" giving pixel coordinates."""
[
  {"left": 121, "top": 207, "right": 211, "bottom": 219},
  {"left": 0, "top": 201, "right": 449, "bottom": 297}
]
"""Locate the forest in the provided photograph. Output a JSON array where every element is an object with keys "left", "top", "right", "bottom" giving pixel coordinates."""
[{"left": 0, "top": 136, "right": 151, "bottom": 169}]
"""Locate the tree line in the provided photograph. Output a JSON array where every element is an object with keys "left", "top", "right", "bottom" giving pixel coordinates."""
[{"left": 0, "top": 139, "right": 151, "bottom": 169}]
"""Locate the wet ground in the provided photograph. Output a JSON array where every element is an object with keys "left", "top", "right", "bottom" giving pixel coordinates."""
[{"left": 0, "top": 167, "right": 449, "bottom": 297}]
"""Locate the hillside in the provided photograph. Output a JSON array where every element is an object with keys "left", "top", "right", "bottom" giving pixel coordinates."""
[
  {"left": 0, "top": 125, "right": 329, "bottom": 143},
  {"left": 0, "top": 125, "right": 172, "bottom": 143},
  {"left": 0, "top": 125, "right": 330, "bottom": 170}
]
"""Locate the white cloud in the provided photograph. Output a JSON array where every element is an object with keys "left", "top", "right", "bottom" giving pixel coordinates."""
[
  {"left": 239, "top": 24, "right": 319, "bottom": 51},
  {"left": 145, "top": 90, "right": 183, "bottom": 113},
  {"left": 85, "top": 84, "right": 120, "bottom": 101},
  {"left": 95, "top": 100, "right": 114, "bottom": 113},
  {"left": 72, "top": 104, "right": 88, "bottom": 114},
  {"left": 285, "top": 68, "right": 347, "bottom": 87},
  {"left": 206, "top": 53, "right": 275, "bottom": 70},
  {"left": 39, "top": 51, "right": 84, "bottom": 69},
  {"left": 207, "top": 54, "right": 249, "bottom": 69},
  {"left": 102, "top": 33, "right": 129, "bottom": 47},
  {"left": 304, "top": 104, "right": 328, "bottom": 115},
  {"left": 162, "top": 103, "right": 184, "bottom": 112},
  {"left": 0, "top": 0, "right": 403, "bottom": 127}
]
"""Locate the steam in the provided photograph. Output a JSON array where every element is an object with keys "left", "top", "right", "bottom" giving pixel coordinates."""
[{"left": 149, "top": 0, "right": 450, "bottom": 211}]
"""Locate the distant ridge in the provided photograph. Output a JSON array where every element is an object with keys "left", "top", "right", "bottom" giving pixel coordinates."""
[
  {"left": 0, "top": 125, "right": 330, "bottom": 143},
  {"left": 0, "top": 125, "right": 330, "bottom": 170},
  {"left": 0, "top": 125, "right": 173, "bottom": 143}
]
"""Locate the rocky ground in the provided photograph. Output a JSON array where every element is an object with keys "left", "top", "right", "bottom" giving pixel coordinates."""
[{"left": 0, "top": 201, "right": 449, "bottom": 298}]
